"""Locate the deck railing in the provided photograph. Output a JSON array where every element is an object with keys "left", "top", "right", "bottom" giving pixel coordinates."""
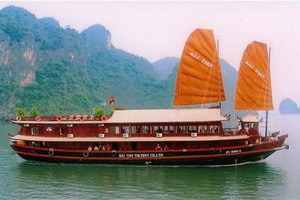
[{"left": 14, "top": 115, "right": 108, "bottom": 122}]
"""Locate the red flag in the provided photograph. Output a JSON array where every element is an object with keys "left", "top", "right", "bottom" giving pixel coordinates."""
[{"left": 109, "top": 96, "right": 115, "bottom": 106}]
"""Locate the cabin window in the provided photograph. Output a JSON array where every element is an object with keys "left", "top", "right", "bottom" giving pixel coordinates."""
[
  {"left": 46, "top": 127, "right": 53, "bottom": 132},
  {"left": 142, "top": 126, "right": 151, "bottom": 134},
  {"left": 188, "top": 126, "right": 197, "bottom": 133},
  {"left": 30, "top": 141, "right": 40, "bottom": 147},
  {"left": 210, "top": 125, "right": 219, "bottom": 133},
  {"left": 164, "top": 126, "right": 174, "bottom": 133},
  {"left": 121, "top": 126, "right": 130, "bottom": 134},
  {"left": 251, "top": 123, "right": 258, "bottom": 130},
  {"left": 110, "top": 126, "right": 116, "bottom": 134},
  {"left": 131, "top": 126, "right": 136, "bottom": 134},
  {"left": 246, "top": 123, "right": 256, "bottom": 129},
  {"left": 136, "top": 126, "right": 141, "bottom": 133},
  {"left": 177, "top": 126, "right": 186, "bottom": 133},
  {"left": 199, "top": 125, "right": 208, "bottom": 133},
  {"left": 131, "top": 126, "right": 141, "bottom": 134},
  {"left": 31, "top": 127, "right": 40, "bottom": 135},
  {"left": 154, "top": 126, "right": 163, "bottom": 133},
  {"left": 115, "top": 126, "right": 120, "bottom": 134},
  {"left": 59, "top": 127, "right": 65, "bottom": 135}
]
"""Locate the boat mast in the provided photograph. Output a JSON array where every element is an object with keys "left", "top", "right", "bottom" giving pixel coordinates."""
[
  {"left": 265, "top": 111, "right": 269, "bottom": 137},
  {"left": 217, "top": 37, "right": 221, "bottom": 109},
  {"left": 265, "top": 46, "right": 271, "bottom": 137}
]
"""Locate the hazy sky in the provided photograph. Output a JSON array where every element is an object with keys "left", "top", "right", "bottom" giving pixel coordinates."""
[{"left": 1, "top": 1, "right": 300, "bottom": 109}]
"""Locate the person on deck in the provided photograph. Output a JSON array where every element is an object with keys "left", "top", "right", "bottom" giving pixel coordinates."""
[
  {"left": 106, "top": 143, "right": 112, "bottom": 151},
  {"left": 94, "top": 146, "right": 99, "bottom": 151},
  {"left": 155, "top": 143, "right": 162, "bottom": 151},
  {"left": 237, "top": 122, "right": 242, "bottom": 130},
  {"left": 245, "top": 124, "right": 249, "bottom": 132},
  {"left": 164, "top": 144, "right": 170, "bottom": 150},
  {"left": 88, "top": 146, "right": 92, "bottom": 152}
]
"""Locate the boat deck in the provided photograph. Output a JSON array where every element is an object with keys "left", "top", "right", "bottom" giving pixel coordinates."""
[{"left": 10, "top": 134, "right": 249, "bottom": 142}]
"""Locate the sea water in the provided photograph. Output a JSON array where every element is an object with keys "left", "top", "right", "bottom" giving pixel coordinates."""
[{"left": 0, "top": 115, "right": 299, "bottom": 200}]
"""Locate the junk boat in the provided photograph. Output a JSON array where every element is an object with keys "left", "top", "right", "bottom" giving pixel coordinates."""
[{"left": 9, "top": 29, "right": 288, "bottom": 165}]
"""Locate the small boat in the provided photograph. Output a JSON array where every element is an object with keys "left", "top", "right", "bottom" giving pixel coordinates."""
[{"left": 9, "top": 29, "right": 288, "bottom": 165}]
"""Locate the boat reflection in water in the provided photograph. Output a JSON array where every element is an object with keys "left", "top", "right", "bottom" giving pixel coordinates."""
[{"left": 12, "top": 161, "right": 284, "bottom": 199}]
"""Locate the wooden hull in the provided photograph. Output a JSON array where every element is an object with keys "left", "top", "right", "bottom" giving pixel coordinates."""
[
  {"left": 11, "top": 140, "right": 288, "bottom": 166},
  {"left": 15, "top": 150, "right": 275, "bottom": 166}
]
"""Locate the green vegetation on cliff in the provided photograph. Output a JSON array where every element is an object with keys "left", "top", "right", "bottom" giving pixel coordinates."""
[
  {"left": 0, "top": 6, "right": 255, "bottom": 124},
  {"left": 0, "top": 6, "right": 161, "bottom": 116}
]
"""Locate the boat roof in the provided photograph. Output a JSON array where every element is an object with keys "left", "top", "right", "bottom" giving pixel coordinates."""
[
  {"left": 240, "top": 114, "right": 261, "bottom": 123},
  {"left": 106, "top": 108, "right": 227, "bottom": 124},
  {"left": 11, "top": 108, "right": 227, "bottom": 124}
]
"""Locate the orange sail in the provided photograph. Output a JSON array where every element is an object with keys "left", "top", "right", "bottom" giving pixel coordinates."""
[
  {"left": 173, "top": 29, "right": 226, "bottom": 106},
  {"left": 234, "top": 41, "right": 273, "bottom": 110}
]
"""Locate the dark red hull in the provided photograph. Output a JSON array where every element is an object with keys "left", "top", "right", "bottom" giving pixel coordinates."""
[{"left": 11, "top": 141, "right": 288, "bottom": 166}]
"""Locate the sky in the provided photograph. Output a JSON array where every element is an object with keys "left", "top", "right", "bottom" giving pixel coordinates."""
[{"left": 1, "top": 1, "right": 300, "bottom": 109}]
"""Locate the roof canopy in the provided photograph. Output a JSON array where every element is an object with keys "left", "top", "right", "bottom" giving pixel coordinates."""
[
  {"left": 239, "top": 114, "right": 261, "bottom": 123},
  {"left": 107, "top": 108, "right": 227, "bottom": 124}
]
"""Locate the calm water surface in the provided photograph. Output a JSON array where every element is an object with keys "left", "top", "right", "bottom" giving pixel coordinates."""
[{"left": 0, "top": 115, "right": 299, "bottom": 200}]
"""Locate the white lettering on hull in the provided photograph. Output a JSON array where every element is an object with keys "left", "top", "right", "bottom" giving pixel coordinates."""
[
  {"left": 118, "top": 153, "right": 164, "bottom": 158},
  {"left": 225, "top": 149, "right": 242, "bottom": 154}
]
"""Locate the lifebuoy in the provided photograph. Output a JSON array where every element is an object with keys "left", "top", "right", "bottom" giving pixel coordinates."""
[
  {"left": 111, "top": 150, "right": 117, "bottom": 157},
  {"left": 16, "top": 116, "right": 22, "bottom": 121},
  {"left": 83, "top": 150, "right": 89, "bottom": 158},
  {"left": 48, "top": 148, "right": 54, "bottom": 156},
  {"left": 35, "top": 116, "right": 42, "bottom": 121},
  {"left": 101, "top": 115, "right": 108, "bottom": 121},
  {"left": 56, "top": 115, "right": 62, "bottom": 121}
]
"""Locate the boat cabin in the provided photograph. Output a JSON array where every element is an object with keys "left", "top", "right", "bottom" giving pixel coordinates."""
[
  {"left": 15, "top": 108, "right": 228, "bottom": 138},
  {"left": 12, "top": 108, "right": 251, "bottom": 151},
  {"left": 238, "top": 114, "right": 261, "bottom": 135}
]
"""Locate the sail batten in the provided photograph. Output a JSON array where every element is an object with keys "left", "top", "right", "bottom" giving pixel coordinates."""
[
  {"left": 234, "top": 41, "right": 273, "bottom": 111},
  {"left": 173, "top": 29, "right": 226, "bottom": 106}
]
